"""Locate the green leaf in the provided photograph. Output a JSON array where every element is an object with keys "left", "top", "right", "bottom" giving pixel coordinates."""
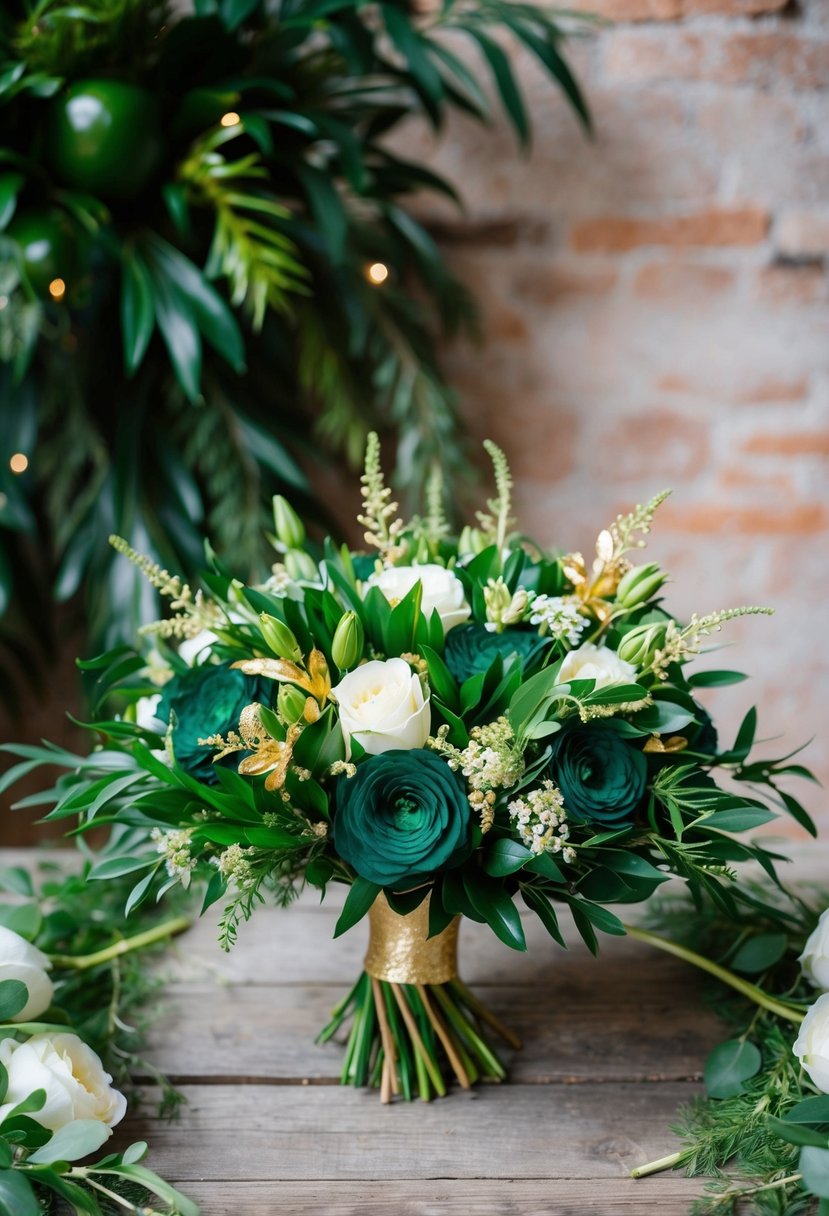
[
  {"left": 296, "top": 165, "right": 347, "bottom": 263},
  {"left": 87, "top": 856, "right": 157, "bottom": 881},
  {"left": 779, "top": 790, "right": 817, "bottom": 838},
  {"left": 0, "top": 979, "right": 27, "bottom": 1021},
  {"left": 0, "top": 1146, "right": 9, "bottom": 1171},
  {"left": 29, "top": 1119, "right": 111, "bottom": 1164},
  {"left": 0, "top": 1061, "right": 7, "bottom": 1103},
  {"left": 521, "top": 886, "right": 566, "bottom": 947},
  {"left": 463, "top": 871, "right": 527, "bottom": 951},
  {"left": 786, "top": 1097, "right": 829, "bottom": 1126},
  {"left": 120, "top": 254, "right": 155, "bottom": 375},
  {"left": 483, "top": 837, "right": 533, "bottom": 877},
  {"left": 525, "top": 852, "right": 565, "bottom": 883},
  {"left": 468, "top": 29, "right": 529, "bottom": 145},
  {"left": 0, "top": 1169, "right": 39, "bottom": 1216},
  {"left": 688, "top": 670, "right": 748, "bottom": 688},
  {"left": 32, "top": 1172, "right": 102, "bottom": 1215},
  {"left": 704, "top": 1038, "right": 762, "bottom": 1098},
  {"left": 801, "top": 1146, "right": 829, "bottom": 1199},
  {"left": 146, "top": 236, "right": 245, "bottom": 373},
  {"left": 149, "top": 264, "right": 202, "bottom": 401},
  {"left": 730, "top": 932, "right": 787, "bottom": 974},
  {"left": 122, "top": 1141, "right": 149, "bottom": 1164},
  {"left": 0, "top": 904, "right": 41, "bottom": 940},
  {"left": 125, "top": 869, "right": 157, "bottom": 917},
  {"left": 1, "top": 1089, "right": 46, "bottom": 1121},
  {"left": 201, "top": 868, "right": 228, "bottom": 914},
  {"left": 702, "top": 808, "right": 777, "bottom": 833},
  {"left": 767, "top": 1115, "right": 829, "bottom": 1150},
  {"left": 0, "top": 868, "right": 33, "bottom": 897},
  {"left": 244, "top": 827, "right": 304, "bottom": 849},
  {"left": 0, "top": 173, "right": 24, "bottom": 231},
  {"left": 95, "top": 1164, "right": 199, "bottom": 1216},
  {"left": 333, "top": 878, "right": 381, "bottom": 938}
]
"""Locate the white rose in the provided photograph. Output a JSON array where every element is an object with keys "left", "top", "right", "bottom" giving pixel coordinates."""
[
  {"left": 800, "top": 909, "right": 829, "bottom": 990},
  {"left": 558, "top": 642, "right": 637, "bottom": 690},
  {"left": 0, "top": 1033, "right": 127, "bottom": 1132},
  {"left": 333, "top": 658, "right": 430, "bottom": 758},
  {"left": 0, "top": 926, "right": 53, "bottom": 1022},
  {"left": 793, "top": 992, "right": 829, "bottom": 1093},
  {"left": 178, "top": 629, "right": 219, "bottom": 665},
  {"left": 368, "top": 564, "right": 470, "bottom": 634}
]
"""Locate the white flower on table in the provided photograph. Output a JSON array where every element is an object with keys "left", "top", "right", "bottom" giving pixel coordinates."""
[
  {"left": 793, "top": 993, "right": 829, "bottom": 1093},
  {"left": 332, "top": 658, "right": 430, "bottom": 759},
  {"left": 0, "top": 926, "right": 53, "bottom": 1022},
  {"left": 367, "top": 565, "right": 470, "bottom": 634},
  {"left": 800, "top": 908, "right": 829, "bottom": 991},
  {"left": 0, "top": 1032, "right": 127, "bottom": 1131}
]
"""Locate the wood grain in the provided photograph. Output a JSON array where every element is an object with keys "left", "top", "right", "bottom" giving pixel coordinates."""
[
  {"left": 121, "top": 1082, "right": 699, "bottom": 1182},
  {"left": 171, "top": 1178, "right": 706, "bottom": 1216}
]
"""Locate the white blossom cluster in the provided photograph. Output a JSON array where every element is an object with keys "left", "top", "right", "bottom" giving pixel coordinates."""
[
  {"left": 429, "top": 717, "right": 524, "bottom": 832},
  {"left": 214, "top": 844, "right": 256, "bottom": 889},
  {"left": 528, "top": 595, "right": 587, "bottom": 645},
  {"left": 508, "top": 781, "right": 575, "bottom": 861},
  {"left": 150, "top": 827, "right": 196, "bottom": 888}
]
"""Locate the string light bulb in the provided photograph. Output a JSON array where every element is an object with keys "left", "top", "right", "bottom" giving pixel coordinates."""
[
  {"left": 48, "top": 278, "right": 66, "bottom": 301},
  {"left": 9, "top": 454, "right": 29, "bottom": 475},
  {"left": 365, "top": 262, "right": 389, "bottom": 286},
  {"left": 220, "top": 111, "right": 241, "bottom": 127}
]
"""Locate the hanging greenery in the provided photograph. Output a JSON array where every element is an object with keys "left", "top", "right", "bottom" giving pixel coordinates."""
[{"left": 0, "top": 0, "right": 590, "bottom": 689}]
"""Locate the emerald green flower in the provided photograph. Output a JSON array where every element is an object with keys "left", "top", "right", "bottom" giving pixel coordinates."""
[
  {"left": 333, "top": 750, "right": 472, "bottom": 887},
  {"left": 159, "top": 664, "right": 266, "bottom": 784},
  {"left": 548, "top": 723, "right": 646, "bottom": 825},
  {"left": 444, "top": 623, "right": 549, "bottom": 683}
]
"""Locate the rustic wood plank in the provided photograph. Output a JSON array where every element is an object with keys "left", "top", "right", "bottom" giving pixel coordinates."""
[
  {"left": 144, "top": 976, "right": 723, "bottom": 1083},
  {"left": 121, "top": 1082, "right": 699, "bottom": 1182},
  {"left": 172, "top": 1178, "right": 706, "bottom": 1216}
]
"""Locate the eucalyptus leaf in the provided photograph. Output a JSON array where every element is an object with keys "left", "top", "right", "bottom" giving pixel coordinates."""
[
  {"left": 704, "top": 1038, "right": 762, "bottom": 1098},
  {"left": 28, "top": 1119, "right": 111, "bottom": 1164},
  {"left": 800, "top": 1146, "right": 829, "bottom": 1199}
]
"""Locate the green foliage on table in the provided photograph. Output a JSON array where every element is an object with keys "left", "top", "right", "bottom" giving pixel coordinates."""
[
  {"left": 0, "top": 858, "right": 196, "bottom": 1214},
  {"left": 634, "top": 891, "right": 829, "bottom": 1215},
  {"left": 0, "top": 0, "right": 591, "bottom": 692}
]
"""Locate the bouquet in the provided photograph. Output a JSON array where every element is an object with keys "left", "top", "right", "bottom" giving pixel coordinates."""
[{"left": 5, "top": 435, "right": 816, "bottom": 1104}]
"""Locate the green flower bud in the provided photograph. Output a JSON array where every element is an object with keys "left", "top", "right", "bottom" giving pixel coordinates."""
[
  {"left": 458, "top": 526, "right": 487, "bottom": 558},
  {"left": 615, "top": 563, "right": 667, "bottom": 610},
  {"left": 331, "top": 611, "right": 364, "bottom": 671},
  {"left": 259, "top": 613, "right": 302, "bottom": 662},
  {"left": 284, "top": 550, "right": 318, "bottom": 582},
  {"left": 617, "top": 622, "right": 666, "bottom": 668},
  {"left": 278, "top": 683, "right": 308, "bottom": 725},
  {"left": 272, "top": 495, "right": 305, "bottom": 550}
]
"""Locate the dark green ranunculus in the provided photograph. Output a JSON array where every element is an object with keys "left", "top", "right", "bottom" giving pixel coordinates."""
[
  {"left": 548, "top": 723, "right": 647, "bottom": 826},
  {"left": 333, "top": 750, "right": 472, "bottom": 887},
  {"left": 444, "top": 622, "right": 549, "bottom": 683},
  {"left": 158, "top": 663, "right": 266, "bottom": 784}
]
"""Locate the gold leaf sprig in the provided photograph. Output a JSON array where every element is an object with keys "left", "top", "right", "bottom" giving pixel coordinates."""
[
  {"left": 356, "top": 432, "right": 407, "bottom": 564},
  {"left": 232, "top": 649, "right": 331, "bottom": 714}
]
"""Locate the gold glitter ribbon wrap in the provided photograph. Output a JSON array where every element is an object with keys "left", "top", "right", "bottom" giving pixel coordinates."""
[{"left": 364, "top": 892, "right": 459, "bottom": 984}]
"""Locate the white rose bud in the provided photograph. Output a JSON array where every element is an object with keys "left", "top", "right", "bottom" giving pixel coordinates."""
[
  {"left": 0, "top": 1033, "right": 127, "bottom": 1132},
  {"left": 558, "top": 642, "right": 637, "bottom": 691},
  {"left": 368, "top": 564, "right": 470, "bottom": 634},
  {"left": 0, "top": 926, "right": 54, "bottom": 1022},
  {"left": 333, "top": 658, "right": 430, "bottom": 759},
  {"left": 793, "top": 992, "right": 829, "bottom": 1093},
  {"left": 800, "top": 909, "right": 829, "bottom": 990}
]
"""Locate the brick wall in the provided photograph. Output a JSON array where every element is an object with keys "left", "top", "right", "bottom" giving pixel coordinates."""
[{"left": 402, "top": 0, "right": 829, "bottom": 823}]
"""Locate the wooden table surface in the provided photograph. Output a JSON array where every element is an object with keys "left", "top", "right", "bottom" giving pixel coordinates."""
[{"left": 6, "top": 844, "right": 826, "bottom": 1215}]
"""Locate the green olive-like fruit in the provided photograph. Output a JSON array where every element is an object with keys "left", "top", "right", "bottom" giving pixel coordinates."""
[
  {"left": 7, "top": 211, "right": 75, "bottom": 298},
  {"left": 49, "top": 79, "right": 163, "bottom": 199}
]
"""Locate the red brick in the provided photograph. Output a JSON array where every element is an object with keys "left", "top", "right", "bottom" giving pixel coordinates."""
[
  {"left": 732, "top": 376, "right": 810, "bottom": 405},
  {"left": 719, "top": 467, "right": 793, "bottom": 493},
  {"left": 633, "top": 260, "right": 735, "bottom": 298},
  {"left": 753, "top": 265, "right": 827, "bottom": 306},
  {"left": 593, "top": 409, "right": 709, "bottom": 481},
  {"left": 570, "top": 208, "right": 769, "bottom": 253},
  {"left": 776, "top": 212, "right": 829, "bottom": 259},
  {"left": 569, "top": 0, "right": 784, "bottom": 17},
  {"left": 742, "top": 432, "right": 829, "bottom": 457},
  {"left": 660, "top": 503, "right": 829, "bottom": 534},
  {"left": 518, "top": 264, "right": 619, "bottom": 306},
  {"left": 603, "top": 30, "right": 829, "bottom": 91}
]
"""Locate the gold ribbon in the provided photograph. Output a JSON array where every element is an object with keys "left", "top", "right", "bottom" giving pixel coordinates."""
[{"left": 364, "top": 892, "right": 459, "bottom": 984}]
